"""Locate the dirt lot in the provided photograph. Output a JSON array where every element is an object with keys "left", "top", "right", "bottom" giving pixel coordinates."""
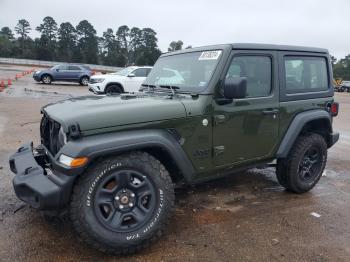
[{"left": 0, "top": 65, "right": 350, "bottom": 261}]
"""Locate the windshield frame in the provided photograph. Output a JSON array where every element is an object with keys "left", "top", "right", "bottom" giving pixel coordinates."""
[{"left": 143, "top": 48, "right": 227, "bottom": 94}]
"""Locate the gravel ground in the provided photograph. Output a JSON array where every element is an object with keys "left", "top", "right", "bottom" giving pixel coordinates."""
[{"left": 0, "top": 65, "right": 350, "bottom": 261}]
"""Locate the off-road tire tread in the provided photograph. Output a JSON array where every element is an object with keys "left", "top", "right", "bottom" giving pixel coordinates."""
[
  {"left": 69, "top": 151, "right": 175, "bottom": 255},
  {"left": 276, "top": 133, "right": 327, "bottom": 193}
]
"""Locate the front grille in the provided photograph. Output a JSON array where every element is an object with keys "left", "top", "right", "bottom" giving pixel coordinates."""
[
  {"left": 40, "top": 114, "right": 61, "bottom": 155},
  {"left": 89, "top": 78, "right": 101, "bottom": 84}
]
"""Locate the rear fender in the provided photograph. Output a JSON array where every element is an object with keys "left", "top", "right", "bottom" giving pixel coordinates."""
[{"left": 276, "top": 110, "right": 335, "bottom": 158}]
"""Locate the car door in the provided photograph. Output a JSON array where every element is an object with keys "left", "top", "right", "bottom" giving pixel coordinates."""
[
  {"left": 53, "top": 65, "right": 70, "bottom": 81},
  {"left": 124, "top": 68, "right": 149, "bottom": 92},
  {"left": 213, "top": 50, "right": 280, "bottom": 167},
  {"left": 67, "top": 65, "right": 82, "bottom": 80}
]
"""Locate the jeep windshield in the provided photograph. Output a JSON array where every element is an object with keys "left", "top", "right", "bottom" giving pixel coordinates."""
[{"left": 143, "top": 50, "right": 222, "bottom": 93}]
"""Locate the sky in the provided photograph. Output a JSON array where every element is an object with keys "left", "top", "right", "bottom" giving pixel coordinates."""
[{"left": 0, "top": 0, "right": 349, "bottom": 59}]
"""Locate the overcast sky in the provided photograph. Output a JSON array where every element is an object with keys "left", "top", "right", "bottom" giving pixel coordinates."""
[{"left": 1, "top": 0, "right": 349, "bottom": 59}]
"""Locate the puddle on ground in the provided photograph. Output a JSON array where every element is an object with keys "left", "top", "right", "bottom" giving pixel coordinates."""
[{"left": 2, "top": 87, "right": 73, "bottom": 99}]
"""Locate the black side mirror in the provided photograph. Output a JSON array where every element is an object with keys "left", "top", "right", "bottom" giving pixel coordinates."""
[
  {"left": 224, "top": 77, "right": 247, "bottom": 99},
  {"left": 56, "top": 69, "right": 59, "bottom": 72}
]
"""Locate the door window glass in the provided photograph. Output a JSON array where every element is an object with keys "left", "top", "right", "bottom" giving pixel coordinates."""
[
  {"left": 56, "top": 65, "right": 68, "bottom": 70},
  {"left": 226, "top": 56, "right": 272, "bottom": 97},
  {"left": 133, "top": 68, "right": 148, "bottom": 77},
  {"left": 68, "top": 65, "right": 81, "bottom": 70}
]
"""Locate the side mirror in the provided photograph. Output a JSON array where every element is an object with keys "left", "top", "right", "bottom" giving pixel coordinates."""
[
  {"left": 128, "top": 73, "right": 135, "bottom": 78},
  {"left": 224, "top": 77, "right": 247, "bottom": 99},
  {"left": 56, "top": 69, "right": 60, "bottom": 72}
]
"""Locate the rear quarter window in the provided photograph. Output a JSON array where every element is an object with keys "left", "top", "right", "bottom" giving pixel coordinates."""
[{"left": 284, "top": 56, "right": 329, "bottom": 93}]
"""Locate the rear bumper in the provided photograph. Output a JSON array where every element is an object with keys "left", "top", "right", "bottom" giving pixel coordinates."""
[
  {"left": 9, "top": 143, "right": 76, "bottom": 210},
  {"left": 328, "top": 132, "right": 339, "bottom": 148}
]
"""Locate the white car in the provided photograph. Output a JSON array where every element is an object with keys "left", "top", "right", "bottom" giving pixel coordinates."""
[{"left": 88, "top": 66, "right": 152, "bottom": 94}]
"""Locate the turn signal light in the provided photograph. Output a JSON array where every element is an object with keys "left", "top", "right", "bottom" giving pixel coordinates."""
[{"left": 59, "top": 154, "right": 88, "bottom": 167}]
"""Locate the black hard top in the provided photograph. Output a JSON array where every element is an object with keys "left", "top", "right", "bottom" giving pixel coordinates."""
[
  {"left": 232, "top": 43, "right": 328, "bottom": 53},
  {"left": 162, "top": 43, "right": 328, "bottom": 57}
]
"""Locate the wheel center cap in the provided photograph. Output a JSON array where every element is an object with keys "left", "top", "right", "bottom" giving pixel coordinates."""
[{"left": 120, "top": 196, "right": 129, "bottom": 204}]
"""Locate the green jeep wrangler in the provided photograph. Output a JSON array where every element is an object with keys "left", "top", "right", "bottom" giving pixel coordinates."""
[{"left": 10, "top": 44, "right": 339, "bottom": 255}]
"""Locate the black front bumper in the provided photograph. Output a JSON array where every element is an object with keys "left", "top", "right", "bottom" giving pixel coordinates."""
[
  {"left": 9, "top": 143, "right": 76, "bottom": 210},
  {"left": 33, "top": 75, "right": 41, "bottom": 81}
]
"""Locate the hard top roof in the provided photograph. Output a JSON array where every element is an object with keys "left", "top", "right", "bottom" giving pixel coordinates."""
[{"left": 161, "top": 43, "right": 328, "bottom": 57}]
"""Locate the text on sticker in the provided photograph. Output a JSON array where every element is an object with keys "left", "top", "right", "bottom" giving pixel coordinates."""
[{"left": 199, "top": 50, "right": 222, "bottom": 60}]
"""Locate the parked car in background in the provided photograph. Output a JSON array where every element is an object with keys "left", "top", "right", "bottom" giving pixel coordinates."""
[
  {"left": 340, "top": 81, "right": 350, "bottom": 92},
  {"left": 88, "top": 66, "right": 152, "bottom": 94},
  {"left": 33, "top": 64, "right": 92, "bottom": 85}
]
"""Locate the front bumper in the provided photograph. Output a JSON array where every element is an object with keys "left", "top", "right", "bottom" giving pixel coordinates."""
[
  {"left": 88, "top": 83, "right": 104, "bottom": 94},
  {"left": 9, "top": 143, "right": 76, "bottom": 210},
  {"left": 33, "top": 74, "right": 41, "bottom": 81}
]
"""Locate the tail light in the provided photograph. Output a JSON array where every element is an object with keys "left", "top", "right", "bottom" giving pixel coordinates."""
[{"left": 327, "top": 102, "right": 339, "bottom": 117}]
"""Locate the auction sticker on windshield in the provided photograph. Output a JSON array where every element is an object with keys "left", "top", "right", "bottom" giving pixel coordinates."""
[{"left": 198, "top": 50, "right": 222, "bottom": 60}]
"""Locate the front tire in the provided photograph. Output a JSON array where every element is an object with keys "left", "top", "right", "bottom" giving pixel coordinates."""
[
  {"left": 41, "top": 74, "right": 52, "bottom": 84},
  {"left": 105, "top": 84, "right": 123, "bottom": 95},
  {"left": 70, "top": 152, "right": 175, "bottom": 255},
  {"left": 276, "top": 133, "right": 327, "bottom": 193}
]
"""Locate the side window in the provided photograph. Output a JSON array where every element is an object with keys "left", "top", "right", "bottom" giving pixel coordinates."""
[
  {"left": 284, "top": 56, "right": 328, "bottom": 93},
  {"left": 226, "top": 56, "right": 272, "bottom": 98},
  {"left": 133, "top": 68, "right": 148, "bottom": 77},
  {"left": 146, "top": 68, "right": 152, "bottom": 76},
  {"left": 57, "top": 65, "right": 68, "bottom": 70},
  {"left": 68, "top": 66, "right": 81, "bottom": 71}
]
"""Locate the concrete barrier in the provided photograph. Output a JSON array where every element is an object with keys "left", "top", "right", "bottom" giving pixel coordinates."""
[{"left": 0, "top": 57, "right": 122, "bottom": 72}]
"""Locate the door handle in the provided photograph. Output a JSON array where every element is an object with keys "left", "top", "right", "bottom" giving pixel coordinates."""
[{"left": 262, "top": 109, "right": 279, "bottom": 115}]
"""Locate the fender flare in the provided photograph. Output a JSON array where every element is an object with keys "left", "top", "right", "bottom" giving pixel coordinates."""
[
  {"left": 56, "top": 129, "right": 195, "bottom": 182},
  {"left": 276, "top": 110, "right": 332, "bottom": 158}
]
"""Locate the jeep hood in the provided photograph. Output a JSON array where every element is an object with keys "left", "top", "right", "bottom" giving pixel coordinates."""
[{"left": 43, "top": 95, "right": 187, "bottom": 132}]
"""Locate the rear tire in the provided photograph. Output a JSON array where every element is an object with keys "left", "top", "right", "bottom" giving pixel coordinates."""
[
  {"left": 105, "top": 84, "right": 123, "bottom": 95},
  {"left": 70, "top": 152, "right": 175, "bottom": 255},
  {"left": 80, "top": 76, "right": 89, "bottom": 86},
  {"left": 41, "top": 74, "right": 52, "bottom": 84},
  {"left": 276, "top": 133, "right": 327, "bottom": 193}
]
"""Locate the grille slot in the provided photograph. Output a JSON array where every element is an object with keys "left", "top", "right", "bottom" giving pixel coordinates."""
[{"left": 40, "top": 114, "right": 61, "bottom": 155}]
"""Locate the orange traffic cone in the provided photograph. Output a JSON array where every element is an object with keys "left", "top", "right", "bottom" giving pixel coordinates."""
[
  {"left": 8, "top": 79, "right": 12, "bottom": 86},
  {"left": 0, "top": 80, "right": 5, "bottom": 91}
]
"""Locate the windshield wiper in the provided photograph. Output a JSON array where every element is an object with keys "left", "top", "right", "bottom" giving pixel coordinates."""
[
  {"left": 158, "top": 85, "right": 180, "bottom": 96},
  {"left": 141, "top": 84, "right": 180, "bottom": 96},
  {"left": 141, "top": 84, "right": 156, "bottom": 93}
]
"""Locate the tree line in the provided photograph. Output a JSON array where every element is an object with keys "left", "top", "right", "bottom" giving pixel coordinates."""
[
  {"left": 0, "top": 17, "right": 184, "bottom": 67},
  {"left": 1, "top": 17, "right": 350, "bottom": 79},
  {"left": 332, "top": 55, "right": 350, "bottom": 80}
]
